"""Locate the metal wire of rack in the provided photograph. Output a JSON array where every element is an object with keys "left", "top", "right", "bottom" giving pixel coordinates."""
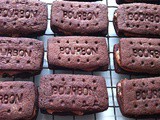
[{"left": 5, "top": 0, "right": 158, "bottom": 120}]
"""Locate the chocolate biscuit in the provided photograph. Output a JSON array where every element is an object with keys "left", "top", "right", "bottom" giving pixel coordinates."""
[
  {"left": 114, "top": 38, "right": 160, "bottom": 75},
  {"left": 39, "top": 74, "right": 108, "bottom": 115},
  {"left": 114, "top": 3, "right": 160, "bottom": 37},
  {"left": 117, "top": 77, "right": 160, "bottom": 118},
  {"left": 47, "top": 36, "right": 109, "bottom": 71},
  {"left": 51, "top": 1, "right": 108, "bottom": 36},
  {"left": 0, "top": 37, "right": 44, "bottom": 77},
  {"left": 116, "top": 0, "right": 160, "bottom": 4},
  {"left": 0, "top": 0, "right": 47, "bottom": 37},
  {"left": 0, "top": 81, "right": 37, "bottom": 120}
]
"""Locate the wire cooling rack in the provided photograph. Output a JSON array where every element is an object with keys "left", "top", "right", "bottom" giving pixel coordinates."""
[{"left": 4, "top": 0, "right": 158, "bottom": 120}]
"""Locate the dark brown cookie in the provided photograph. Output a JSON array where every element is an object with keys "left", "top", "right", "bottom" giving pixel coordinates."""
[
  {"left": 39, "top": 74, "right": 108, "bottom": 115},
  {"left": 114, "top": 3, "right": 160, "bottom": 37},
  {"left": 114, "top": 38, "right": 160, "bottom": 75},
  {"left": 0, "top": 37, "right": 44, "bottom": 77},
  {"left": 0, "top": 81, "right": 37, "bottom": 120},
  {"left": 0, "top": 0, "right": 47, "bottom": 37},
  {"left": 47, "top": 36, "right": 109, "bottom": 71},
  {"left": 51, "top": 1, "right": 108, "bottom": 36},
  {"left": 117, "top": 77, "right": 160, "bottom": 118},
  {"left": 116, "top": 0, "right": 160, "bottom": 4}
]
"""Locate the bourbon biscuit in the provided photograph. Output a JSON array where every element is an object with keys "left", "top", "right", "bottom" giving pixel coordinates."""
[
  {"left": 117, "top": 77, "right": 160, "bottom": 118},
  {"left": 51, "top": 1, "right": 108, "bottom": 36},
  {"left": 114, "top": 3, "right": 160, "bottom": 37},
  {"left": 0, "top": 81, "right": 37, "bottom": 120},
  {"left": 0, "top": 0, "right": 47, "bottom": 37},
  {"left": 114, "top": 38, "right": 160, "bottom": 75},
  {"left": 0, "top": 37, "right": 44, "bottom": 77},
  {"left": 47, "top": 36, "right": 109, "bottom": 71},
  {"left": 39, "top": 74, "right": 108, "bottom": 115}
]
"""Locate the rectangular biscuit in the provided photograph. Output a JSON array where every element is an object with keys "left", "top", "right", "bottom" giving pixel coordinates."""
[
  {"left": 51, "top": 1, "right": 108, "bottom": 36},
  {"left": 0, "top": 37, "right": 44, "bottom": 77},
  {"left": 0, "top": 0, "right": 47, "bottom": 37},
  {"left": 116, "top": 0, "right": 160, "bottom": 4},
  {"left": 0, "top": 81, "right": 37, "bottom": 120},
  {"left": 117, "top": 77, "right": 160, "bottom": 118},
  {"left": 114, "top": 38, "right": 160, "bottom": 75},
  {"left": 39, "top": 74, "right": 108, "bottom": 115},
  {"left": 47, "top": 36, "right": 109, "bottom": 71},
  {"left": 114, "top": 3, "right": 160, "bottom": 37}
]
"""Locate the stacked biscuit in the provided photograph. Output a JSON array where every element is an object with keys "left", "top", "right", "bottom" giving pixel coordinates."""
[
  {"left": 0, "top": 0, "right": 110, "bottom": 119},
  {"left": 114, "top": 0, "right": 160, "bottom": 118}
]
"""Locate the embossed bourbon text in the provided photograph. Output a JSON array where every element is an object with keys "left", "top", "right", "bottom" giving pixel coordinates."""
[
  {"left": 51, "top": 84, "right": 96, "bottom": 96},
  {"left": 0, "top": 93, "right": 23, "bottom": 104},
  {"left": 60, "top": 46, "right": 98, "bottom": 55},
  {"left": 136, "top": 89, "right": 160, "bottom": 100},
  {"left": 63, "top": 10, "right": 98, "bottom": 20},
  {"left": 133, "top": 48, "right": 160, "bottom": 58},
  {"left": 0, "top": 48, "right": 32, "bottom": 57},
  {"left": 0, "top": 8, "right": 38, "bottom": 18},
  {"left": 128, "top": 13, "right": 160, "bottom": 23}
]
